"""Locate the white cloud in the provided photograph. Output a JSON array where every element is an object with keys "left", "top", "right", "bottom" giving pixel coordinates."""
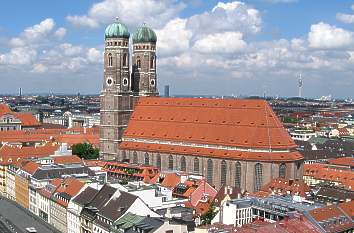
[
  {"left": 31, "top": 63, "right": 48, "bottom": 73},
  {"left": 22, "top": 18, "right": 55, "bottom": 42},
  {"left": 336, "top": 4, "right": 354, "bottom": 24},
  {"left": 193, "top": 31, "right": 246, "bottom": 53},
  {"left": 59, "top": 43, "right": 83, "bottom": 56},
  {"left": 187, "top": 1, "right": 261, "bottom": 39},
  {"left": 0, "top": 47, "right": 37, "bottom": 65},
  {"left": 337, "top": 13, "right": 354, "bottom": 24},
  {"left": 87, "top": 48, "right": 102, "bottom": 63},
  {"left": 67, "top": 0, "right": 185, "bottom": 29},
  {"left": 156, "top": 18, "right": 192, "bottom": 56},
  {"left": 67, "top": 15, "right": 99, "bottom": 28},
  {"left": 308, "top": 22, "right": 354, "bottom": 49},
  {"left": 54, "top": 27, "right": 67, "bottom": 39}
]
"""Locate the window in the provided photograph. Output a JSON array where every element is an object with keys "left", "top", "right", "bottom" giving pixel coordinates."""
[
  {"left": 156, "top": 154, "right": 161, "bottom": 169},
  {"left": 180, "top": 156, "right": 186, "bottom": 171},
  {"left": 123, "top": 53, "right": 127, "bottom": 67},
  {"left": 254, "top": 163, "right": 263, "bottom": 192},
  {"left": 207, "top": 159, "right": 213, "bottom": 184},
  {"left": 150, "top": 56, "right": 155, "bottom": 69},
  {"left": 235, "top": 162, "right": 241, "bottom": 188},
  {"left": 122, "top": 78, "right": 128, "bottom": 86},
  {"left": 137, "top": 57, "right": 141, "bottom": 68},
  {"left": 193, "top": 158, "right": 199, "bottom": 173},
  {"left": 108, "top": 53, "right": 113, "bottom": 67},
  {"left": 121, "top": 151, "right": 126, "bottom": 161},
  {"left": 144, "top": 153, "right": 150, "bottom": 165},
  {"left": 168, "top": 155, "right": 174, "bottom": 170},
  {"left": 221, "top": 160, "right": 227, "bottom": 185},
  {"left": 279, "top": 163, "right": 286, "bottom": 178},
  {"left": 133, "top": 152, "right": 138, "bottom": 164}
]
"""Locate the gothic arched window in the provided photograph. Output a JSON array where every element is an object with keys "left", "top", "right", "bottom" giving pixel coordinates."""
[
  {"left": 137, "top": 57, "right": 141, "bottom": 69},
  {"left": 193, "top": 158, "right": 199, "bottom": 174},
  {"left": 144, "top": 152, "right": 150, "bottom": 165},
  {"left": 168, "top": 155, "right": 174, "bottom": 170},
  {"left": 150, "top": 56, "right": 155, "bottom": 69},
  {"left": 220, "top": 160, "right": 227, "bottom": 185},
  {"left": 180, "top": 156, "right": 186, "bottom": 172},
  {"left": 108, "top": 53, "right": 113, "bottom": 67},
  {"left": 279, "top": 163, "right": 286, "bottom": 178},
  {"left": 156, "top": 154, "right": 161, "bottom": 169},
  {"left": 207, "top": 159, "right": 213, "bottom": 184},
  {"left": 254, "top": 163, "right": 263, "bottom": 192},
  {"left": 121, "top": 151, "right": 126, "bottom": 161},
  {"left": 133, "top": 151, "right": 138, "bottom": 164},
  {"left": 235, "top": 162, "right": 241, "bottom": 188},
  {"left": 123, "top": 53, "right": 127, "bottom": 67}
]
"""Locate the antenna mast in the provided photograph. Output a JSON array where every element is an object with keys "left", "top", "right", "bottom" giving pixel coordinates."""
[{"left": 298, "top": 73, "right": 303, "bottom": 98}]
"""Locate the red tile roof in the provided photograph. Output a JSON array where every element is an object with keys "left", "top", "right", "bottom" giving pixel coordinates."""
[
  {"left": 13, "top": 112, "right": 40, "bottom": 127},
  {"left": 304, "top": 163, "right": 354, "bottom": 191},
  {"left": 21, "top": 161, "right": 40, "bottom": 175},
  {"left": 0, "top": 128, "right": 99, "bottom": 145},
  {"left": 161, "top": 173, "right": 181, "bottom": 189},
  {"left": 123, "top": 97, "right": 296, "bottom": 149},
  {"left": 0, "top": 104, "right": 11, "bottom": 115},
  {"left": 120, "top": 141, "right": 303, "bottom": 162},
  {"left": 339, "top": 200, "right": 354, "bottom": 218},
  {"left": 309, "top": 204, "right": 354, "bottom": 232},
  {"left": 260, "top": 178, "right": 310, "bottom": 197},
  {"left": 328, "top": 157, "right": 354, "bottom": 168},
  {"left": 53, "top": 155, "right": 82, "bottom": 165},
  {"left": 0, "top": 104, "right": 40, "bottom": 127},
  {"left": 236, "top": 217, "right": 322, "bottom": 233},
  {"left": 0, "top": 144, "right": 59, "bottom": 158},
  {"left": 121, "top": 97, "right": 302, "bottom": 161}
]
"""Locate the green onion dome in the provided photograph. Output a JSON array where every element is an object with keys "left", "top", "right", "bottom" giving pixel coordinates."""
[
  {"left": 105, "top": 20, "right": 130, "bottom": 39},
  {"left": 132, "top": 25, "right": 157, "bottom": 43}
]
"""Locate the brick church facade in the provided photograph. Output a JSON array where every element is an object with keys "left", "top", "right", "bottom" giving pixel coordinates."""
[{"left": 100, "top": 20, "right": 304, "bottom": 191}]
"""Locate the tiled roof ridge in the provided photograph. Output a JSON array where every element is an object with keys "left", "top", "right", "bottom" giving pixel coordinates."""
[{"left": 337, "top": 203, "right": 354, "bottom": 222}]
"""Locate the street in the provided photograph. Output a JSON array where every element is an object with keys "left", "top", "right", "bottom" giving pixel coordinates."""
[{"left": 0, "top": 197, "right": 59, "bottom": 233}]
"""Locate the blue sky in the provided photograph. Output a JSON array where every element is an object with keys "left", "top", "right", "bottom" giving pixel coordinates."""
[{"left": 1, "top": 0, "right": 354, "bottom": 98}]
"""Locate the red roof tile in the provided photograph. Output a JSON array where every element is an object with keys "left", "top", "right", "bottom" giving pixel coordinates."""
[
  {"left": 120, "top": 141, "right": 303, "bottom": 162},
  {"left": 13, "top": 112, "right": 40, "bottom": 127},
  {"left": 0, "top": 144, "right": 59, "bottom": 158},
  {"left": 161, "top": 173, "right": 181, "bottom": 189},
  {"left": 328, "top": 157, "right": 354, "bottom": 168},
  {"left": 123, "top": 97, "right": 296, "bottom": 150},
  {"left": 53, "top": 155, "right": 82, "bottom": 165},
  {"left": 0, "top": 104, "right": 11, "bottom": 115},
  {"left": 21, "top": 161, "right": 40, "bottom": 175}
]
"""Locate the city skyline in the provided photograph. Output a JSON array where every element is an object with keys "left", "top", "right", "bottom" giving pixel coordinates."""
[{"left": 1, "top": 0, "right": 354, "bottom": 98}]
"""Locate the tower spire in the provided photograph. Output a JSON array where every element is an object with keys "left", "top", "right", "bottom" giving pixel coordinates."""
[{"left": 298, "top": 73, "right": 303, "bottom": 98}]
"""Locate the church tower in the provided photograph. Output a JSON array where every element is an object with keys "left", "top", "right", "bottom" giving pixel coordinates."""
[
  {"left": 100, "top": 19, "right": 133, "bottom": 160},
  {"left": 131, "top": 24, "right": 159, "bottom": 96}
]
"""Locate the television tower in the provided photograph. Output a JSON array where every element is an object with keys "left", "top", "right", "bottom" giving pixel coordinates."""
[{"left": 298, "top": 74, "right": 303, "bottom": 98}]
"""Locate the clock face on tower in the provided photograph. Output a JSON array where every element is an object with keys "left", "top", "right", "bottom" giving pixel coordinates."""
[
  {"left": 123, "top": 78, "right": 129, "bottom": 86},
  {"left": 150, "top": 79, "right": 155, "bottom": 87},
  {"left": 106, "top": 77, "right": 113, "bottom": 86}
]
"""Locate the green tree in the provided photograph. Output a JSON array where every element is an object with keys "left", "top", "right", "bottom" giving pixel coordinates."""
[
  {"left": 72, "top": 143, "right": 99, "bottom": 160},
  {"left": 200, "top": 203, "right": 218, "bottom": 225}
]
